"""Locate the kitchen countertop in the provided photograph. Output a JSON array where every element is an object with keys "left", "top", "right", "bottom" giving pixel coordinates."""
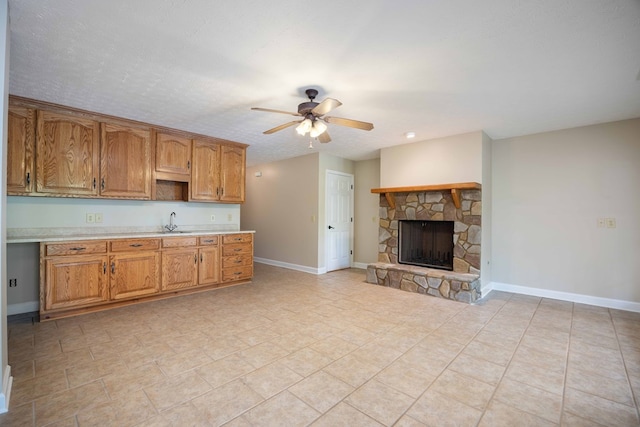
[{"left": 7, "top": 227, "right": 255, "bottom": 244}]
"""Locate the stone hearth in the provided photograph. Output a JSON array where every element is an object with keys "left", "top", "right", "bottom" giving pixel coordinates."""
[
  {"left": 367, "top": 186, "right": 482, "bottom": 303},
  {"left": 366, "top": 262, "right": 481, "bottom": 303}
]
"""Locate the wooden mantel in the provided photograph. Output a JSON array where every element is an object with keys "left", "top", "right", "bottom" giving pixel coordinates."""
[{"left": 371, "top": 182, "right": 481, "bottom": 209}]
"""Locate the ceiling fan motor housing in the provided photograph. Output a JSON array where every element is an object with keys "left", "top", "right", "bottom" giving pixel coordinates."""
[
  {"left": 298, "top": 101, "right": 319, "bottom": 115},
  {"left": 298, "top": 89, "right": 320, "bottom": 115}
]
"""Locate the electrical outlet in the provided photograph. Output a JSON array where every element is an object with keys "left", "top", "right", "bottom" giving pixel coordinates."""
[
  {"left": 597, "top": 218, "right": 605, "bottom": 228},
  {"left": 210, "top": 215, "right": 216, "bottom": 222},
  {"left": 95, "top": 213, "right": 103, "bottom": 223},
  {"left": 606, "top": 217, "right": 616, "bottom": 228},
  {"left": 9, "top": 278, "right": 17, "bottom": 287},
  {"left": 86, "top": 213, "right": 95, "bottom": 223}
]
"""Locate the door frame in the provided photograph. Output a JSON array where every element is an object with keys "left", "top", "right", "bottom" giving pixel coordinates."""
[{"left": 324, "top": 170, "right": 354, "bottom": 272}]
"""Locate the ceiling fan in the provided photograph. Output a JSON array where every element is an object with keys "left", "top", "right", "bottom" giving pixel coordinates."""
[{"left": 251, "top": 89, "right": 374, "bottom": 144}]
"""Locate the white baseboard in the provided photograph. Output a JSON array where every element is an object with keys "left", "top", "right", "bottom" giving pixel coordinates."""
[
  {"left": 254, "top": 257, "right": 325, "bottom": 275},
  {"left": 0, "top": 365, "right": 12, "bottom": 413},
  {"left": 7, "top": 301, "right": 39, "bottom": 316},
  {"left": 485, "top": 281, "right": 640, "bottom": 313}
]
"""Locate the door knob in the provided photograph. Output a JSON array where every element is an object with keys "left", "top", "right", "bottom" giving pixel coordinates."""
[{"left": 328, "top": 225, "right": 335, "bottom": 229}]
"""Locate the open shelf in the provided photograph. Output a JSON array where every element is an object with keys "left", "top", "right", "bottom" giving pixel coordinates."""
[{"left": 371, "top": 182, "right": 481, "bottom": 209}]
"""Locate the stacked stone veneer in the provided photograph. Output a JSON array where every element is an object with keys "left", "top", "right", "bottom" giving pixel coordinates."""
[{"left": 366, "top": 189, "right": 482, "bottom": 303}]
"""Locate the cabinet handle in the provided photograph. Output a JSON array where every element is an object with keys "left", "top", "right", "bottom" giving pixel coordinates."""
[
  {"left": 26, "top": 172, "right": 30, "bottom": 185},
  {"left": 194, "top": 254, "right": 197, "bottom": 264},
  {"left": 111, "top": 262, "right": 115, "bottom": 274},
  {"left": 187, "top": 160, "right": 191, "bottom": 170},
  {"left": 69, "top": 247, "right": 86, "bottom": 251},
  {"left": 221, "top": 187, "right": 224, "bottom": 196},
  {"left": 216, "top": 187, "right": 219, "bottom": 196},
  {"left": 234, "top": 272, "right": 242, "bottom": 275},
  {"left": 103, "top": 262, "right": 106, "bottom": 274},
  {"left": 234, "top": 238, "right": 242, "bottom": 241},
  {"left": 203, "top": 239, "right": 214, "bottom": 243},
  {"left": 129, "top": 243, "right": 143, "bottom": 247},
  {"left": 234, "top": 248, "right": 242, "bottom": 252},
  {"left": 235, "top": 260, "right": 242, "bottom": 264},
  {"left": 93, "top": 177, "right": 96, "bottom": 189},
  {"left": 101, "top": 178, "right": 105, "bottom": 190},
  {"left": 200, "top": 254, "right": 203, "bottom": 262}
]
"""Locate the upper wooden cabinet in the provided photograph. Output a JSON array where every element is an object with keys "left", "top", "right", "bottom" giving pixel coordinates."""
[
  {"left": 191, "top": 139, "right": 221, "bottom": 201},
  {"left": 7, "top": 106, "right": 36, "bottom": 194},
  {"left": 100, "top": 123, "right": 152, "bottom": 199},
  {"left": 190, "top": 139, "right": 246, "bottom": 203},
  {"left": 7, "top": 96, "right": 248, "bottom": 203},
  {"left": 220, "top": 145, "right": 246, "bottom": 203},
  {"left": 155, "top": 132, "right": 192, "bottom": 181},
  {"left": 36, "top": 110, "right": 100, "bottom": 196}
]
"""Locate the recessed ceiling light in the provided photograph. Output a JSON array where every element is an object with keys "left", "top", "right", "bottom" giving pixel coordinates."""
[{"left": 405, "top": 132, "right": 416, "bottom": 139}]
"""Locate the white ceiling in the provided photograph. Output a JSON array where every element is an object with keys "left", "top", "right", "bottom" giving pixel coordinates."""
[{"left": 7, "top": 0, "right": 640, "bottom": 167}]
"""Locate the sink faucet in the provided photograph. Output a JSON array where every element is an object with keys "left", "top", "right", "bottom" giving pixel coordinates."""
[{"left": 165, "top": 212, "right": 178, "bottom": 232}]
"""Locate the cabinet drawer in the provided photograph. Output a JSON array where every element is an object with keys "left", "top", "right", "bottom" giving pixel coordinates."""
[
  {"left": 222, "top": 243, "right": 252, "bottom": 256},
  {"left": 198, "top": 236, "right": 219, "bottom": 246},
  {"left": 162, "top": 236, "right": 197, "bottom": 248},
  {"left": 222, "top": 266, "right": 253, "bottom": 282},
  {"left": 110, "top": 238, "right": 160, "bottom": 252},
  {"left": 222, "top": 233, "right": 252, "bottom": 244},
  {"left": 222, "top": 254, "right": 252, "bottom": 268},
  {"left": 45, "top": 241, "right": 107, "bottom": 256}
]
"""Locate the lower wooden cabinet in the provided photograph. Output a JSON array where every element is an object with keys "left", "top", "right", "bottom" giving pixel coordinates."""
[
  {"left": 222, "top": 233, "right": 253, "bottom": 282},
  {"left": 40, "top": 232, "right": 253, "bottom": 320},
  {"left": 44, "top": 254, "right": 109, "bottom": 311},
  {"left": 161, "top": 248, "right": 198, "bottom": 291},
  {"left": 110, "top": 251, "right": 160, "bottom": 300}
]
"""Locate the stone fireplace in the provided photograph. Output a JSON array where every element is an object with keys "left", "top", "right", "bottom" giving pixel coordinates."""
[{"left": 366, "top": 183, "right": 482, "bottom": 303}]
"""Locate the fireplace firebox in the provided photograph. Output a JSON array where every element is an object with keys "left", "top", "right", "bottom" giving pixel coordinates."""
[{"left": 399, "top": 220, "right": 454, "bottom": 270}]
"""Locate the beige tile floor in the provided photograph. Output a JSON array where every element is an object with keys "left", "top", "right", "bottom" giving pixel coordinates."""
[{"left": 2, "top": 263, "right": 640, "bottom": 426}]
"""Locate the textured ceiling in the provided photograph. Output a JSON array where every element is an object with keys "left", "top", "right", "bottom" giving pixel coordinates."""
[{"left": 8, "top": 0, "right": 640, "bottom": 166}]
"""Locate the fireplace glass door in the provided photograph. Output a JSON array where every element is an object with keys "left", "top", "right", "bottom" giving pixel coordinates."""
[{"left": 399, "top": 220, "right": 454, "bottom": 270}]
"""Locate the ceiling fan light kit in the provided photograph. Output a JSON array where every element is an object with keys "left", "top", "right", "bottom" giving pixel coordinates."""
[{"left": 252, "top": 88, "right": 374, "bottom": 145}]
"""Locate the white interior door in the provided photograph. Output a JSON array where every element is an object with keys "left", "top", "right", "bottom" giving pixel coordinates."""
[{"left": 326, "top": 170, "right": 353, "bottom": 272}]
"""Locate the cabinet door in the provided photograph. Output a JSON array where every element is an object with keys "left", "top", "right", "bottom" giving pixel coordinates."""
[
  {"left": 44, "top": 255, "right": 109, "bottom": 310},
  {"left": 7, "top": 106, "right": 35, "bottom": 194},
  {"left": 155, "top": 132, "right": 192, "bottom": 180},
  {"left": 198, "top": 246, "right": 220, "bottom": 285},
  {"left": 36, "top": 110, "right": 100, "bottom": 195},
  {"left": 219, "top": 145, "right": 246, "bottom": 202},
  {"left": 100, "top": 123, "right": 151, "bottom": 199},
  {"left": 161, "top": 249, "right": 198, "bottom": 291},
  {"left": 110, "top": 251, "right": 160, "bottom": 300},
  {"left": 191, "top": 139, "right": 221, "bottom": 201}
]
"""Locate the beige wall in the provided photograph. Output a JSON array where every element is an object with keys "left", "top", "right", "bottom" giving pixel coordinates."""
[
  {"left": 481, "top": 131, "right": 492, "bottom": 286},
  {"left": 242, "top": 153, "right": 320, "bottom": 270},
  {"left": 492, "top": 118, "right": 640, "bottom": 302},
  {"left": 380, "top": 131, "right": 484, "bottom": 187},
  {"left": 354, "top": 159, "right": 380, "bottom": 267},
  {"left": 0, "top": 0, "right": 9, "bottom": 411},
  {"left": 242, "top": 152, "right": 356, "bottom": 272}
]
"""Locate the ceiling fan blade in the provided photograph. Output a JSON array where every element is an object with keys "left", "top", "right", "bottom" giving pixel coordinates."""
[
  {"left": 251, "top": 107, "right": 301, "bottom": 116},
  {"left": 318, "top": 131, "right": 331, "bottom": 143},
  {"left": 263, "top": 121, "right": 301, "bottom": 134},
  {"left": 324, "top": 116, "right": 374, "bottom": 131},
  {"left": 311, "top": 98, "right": 342, "bottom": 116}
]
